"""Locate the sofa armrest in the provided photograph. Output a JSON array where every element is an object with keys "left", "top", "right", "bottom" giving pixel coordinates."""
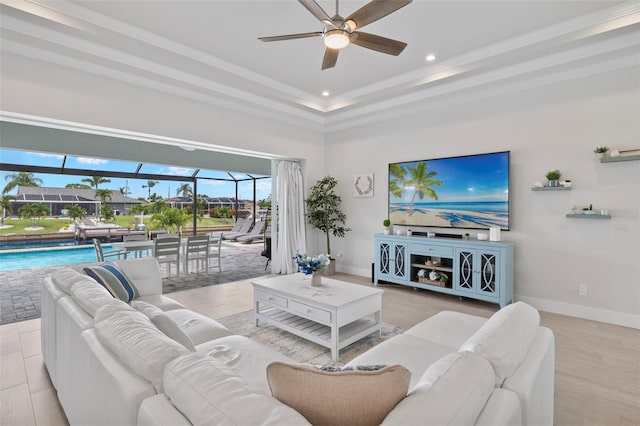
[
  {"left": 501, "top": 327, "right": 555, "bottom": 426},
  {"left": 474, "top": 389, "right": 522, "bottom": 426}
]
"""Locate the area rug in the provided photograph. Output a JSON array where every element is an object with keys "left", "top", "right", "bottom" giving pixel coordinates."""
[{"left": 217, "top": 310, "right": 403, "bottom": 366}]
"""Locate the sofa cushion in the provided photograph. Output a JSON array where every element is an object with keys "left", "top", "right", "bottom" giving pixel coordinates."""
[
  {"left": 69, "top": 280, "right": 124, "bottom": 317},
  {"left": 51, "top": 268, "right": 91, "bottom": 294},
  {"left": 381, "top": 352, "right": 496, "bottom": 425},
  {"left": 94, "top": 304, "right": 189, "bottom": 392},
  {"left": 404, "top": 311, "right": 488, "bottom": 348},
  {"left": 164, "top": 309, "right": 234, "bottom": 346},
  {"left": 347, "top": 333, "right": 455, "bottom": 390},
  {"left": 114, "top": 257, "right": 162, "bottom": 296},
  {"left": 267, "top": 362, "right": 410, "bottom": 426},
  {"left": 136, "top": 294, "right": 184, "bottom": 311},
  {"left": 459, "top": 302, "right": 540, "bottom": 386},
  {"left": 132, "top": 301, "right": 196, "bottom": 352},
  {"left": 83, "top": 262, "right": 139, "bottom": 302},
  {"left": 164, "top": 353, "right": 310, "bottom": 425},
  {"left": 196, "top": 335, "right": 293, "bottom": 394}
]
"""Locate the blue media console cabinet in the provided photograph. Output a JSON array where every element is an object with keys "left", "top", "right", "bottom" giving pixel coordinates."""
[{"left": 373, "top": 234, "right": 514, "bottom": 307}]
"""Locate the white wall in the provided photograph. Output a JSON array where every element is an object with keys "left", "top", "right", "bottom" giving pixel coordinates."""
[{"left": 324, "top": 66, "right": 640, "bottom": 328}]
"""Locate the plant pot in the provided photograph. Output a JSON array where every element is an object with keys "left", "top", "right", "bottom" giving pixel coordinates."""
[
  {"left": 548, "top": 180, "right": 559, "bottom": 187},
  {"left": 383, "top": 228, "right": 390, "bottom": 235}
]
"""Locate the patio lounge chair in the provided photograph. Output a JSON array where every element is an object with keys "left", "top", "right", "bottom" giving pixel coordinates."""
[
  {"left": 235, "top": 221, "right": 266, "bottom": 244},
  {"left": 209, "top": 218, "right": 247, "bottom": 239},
  {"left": 222, "top": 219, "right": 254, "bottom": 241}
]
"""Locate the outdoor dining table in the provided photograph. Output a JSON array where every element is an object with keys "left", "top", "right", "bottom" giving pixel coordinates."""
[{"left": 111, "top": 235, "right": 221, "bottom": 275}]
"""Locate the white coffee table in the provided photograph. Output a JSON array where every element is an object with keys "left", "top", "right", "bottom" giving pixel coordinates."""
[{"left": 252, "top": 274, "right": 384, "bottom": 362}]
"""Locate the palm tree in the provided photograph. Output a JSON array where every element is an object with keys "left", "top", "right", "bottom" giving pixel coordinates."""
[
  {"left": 65, "top": 183, "right": 91, "bottom": 189},
  {"left": 142, "top": 180, "right": 159, "bottom": 200},
  {"left": 403, "top": 162, "right": 443, "bottom": 216},
  {"left": 1, "top": 194, "right": 15, "bottom": 225},
  {"left": 118, "top": 187, "right": 130, "bottom": 196},
  {"left": 3, "top": 172, "right": 43, "bottom": 194},
  {"left": 19, "top": 203, "right": 49, "bottom": 226},
  {"left": 64, "top": 204, "right": 87, "bottom": 222},
  {"left": 81, "top": 176, "right": 110, "bottom": 190},
  {"left": 94, "top": 189, "right": 112, "bottom": 204},
  {"left": 177, "top": 183, "right": 192, "bottom": 198},
  {"left": 389, "top": 163, "right": 406, "bottom": 198}
]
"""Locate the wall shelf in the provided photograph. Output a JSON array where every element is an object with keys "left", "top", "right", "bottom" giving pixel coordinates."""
[
  {"left": 531, "top": 186, "right": 571, "bottom": 191},
  {"left": 600, "top": 155, "right": 640, "bottom": 163},
  {"left": 566, "top": 214, "right": 611, "bottom": 219}
]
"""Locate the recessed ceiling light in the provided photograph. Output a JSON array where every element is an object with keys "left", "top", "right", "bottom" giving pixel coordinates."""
[
  {"left": 322, "top": 91, "right": 330, "bottom": 97},
  {"left": 179, "top": 146, "right": 196, "bottom": 151},
  {"left": 426, "top": 54, "right": 436, "bottom": 62}
]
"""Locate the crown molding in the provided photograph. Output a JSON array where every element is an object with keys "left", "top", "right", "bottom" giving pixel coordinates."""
[{"left": 1, "top": 0, "right": 639, "bottom": 133}]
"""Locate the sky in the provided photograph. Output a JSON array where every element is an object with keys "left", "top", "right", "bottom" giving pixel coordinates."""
[
  {"left": 389, "top": 152, "right": 509, "bottom": 204},
  {"left": 0, "top": 148, "right": 271, "bottom": 201}
]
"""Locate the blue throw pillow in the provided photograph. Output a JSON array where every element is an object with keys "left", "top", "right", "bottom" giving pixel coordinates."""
[{"left": 83, "top": 261, "right": 139, "bottom": 302}]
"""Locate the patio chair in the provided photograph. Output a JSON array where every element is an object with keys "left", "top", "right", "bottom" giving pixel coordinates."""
[
  {"left": 156, "top": 233, "right": 179, "bottom": 239},
  {"left": 154, "top": 236, "right": 181, "bottom": 278},
  {"left": 123, "top": 234, "right": 149, "bottom": 258},
  {"left": 235, "top": 221, "right": 266, "bottom": 244},
  {"left": 207, "top": 233, "right": 223, "bottom": 273},
  {"left": 222, "top": 219, "right": 254, "bottom": 241},
  {"left": 209, "top": 218, "right": 247, "bottom": 239},
  {"left": 184, "top": 235, "right": 209, "bottom": 276},
  {"left": 92, "top": 238, "right": 126, "bottom": 262}
]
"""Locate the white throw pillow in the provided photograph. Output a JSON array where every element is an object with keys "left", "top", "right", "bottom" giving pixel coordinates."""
[
  {"left": 164, "top": 353, "right": 310, "bottom": 426},
  {"left": 459, "top": 302, "right": 540, "bottom": 386},
  {"left": 132, "top": 301, "right": 196, "bottom": 352},
  {"left": 94, "top": 304, "right": 189, "bottom": 392},
  {"left": 382, "top": 352, "right": 495, "bottom": 425},
  {"left": 69, "top": 280, "right": 123, "bottom": 317}
]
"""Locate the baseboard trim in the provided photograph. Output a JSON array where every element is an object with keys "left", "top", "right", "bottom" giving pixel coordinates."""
[
  {"left": 516, "top": 295, "right": 640, "bottom": 330},
  {"left": 340, "top": 267, "right": 640, "bottom": 329}
]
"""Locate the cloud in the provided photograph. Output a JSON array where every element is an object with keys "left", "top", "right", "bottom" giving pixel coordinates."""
[
  {"left": 77, "top": 157, "right": 108, "bottom": 165},
  {"left": 37, "top": 153, "right": 65, "bottom": 159},
  {"left": 167, "top": 166, "right": 192, "bottom": 175},
  {"left": 203, "top": 180, "right": 227, "bottom": 187}
]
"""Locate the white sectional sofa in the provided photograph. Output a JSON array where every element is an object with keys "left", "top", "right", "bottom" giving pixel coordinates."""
[{"left": 41, "top": 258, "right": 554, "bottom": 425}]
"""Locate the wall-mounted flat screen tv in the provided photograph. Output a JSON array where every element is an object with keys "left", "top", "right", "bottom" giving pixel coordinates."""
[{"left": 388, "top": 151, "right": 510, "bottom": 230}]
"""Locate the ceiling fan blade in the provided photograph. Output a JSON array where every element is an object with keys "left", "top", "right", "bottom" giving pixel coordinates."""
[
  {"left": 258, "top": 32, "right": 322, "bottom": 42},
  {"left": 299, "top": 0, "right": 332, "bottom": 23},
  {"left": 346, "top": 0, "right": 412, "bottom": 30},
  {"left": 322, "top": 48, "right": 339, "bottom": 70},
  {"left": 350, "top": 31, "right": 407, "bottom": 56}
]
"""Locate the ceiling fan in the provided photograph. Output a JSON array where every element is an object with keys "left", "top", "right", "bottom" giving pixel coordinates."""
[{"left": 258, "top": 0, "right": 412, "bottom": 70}]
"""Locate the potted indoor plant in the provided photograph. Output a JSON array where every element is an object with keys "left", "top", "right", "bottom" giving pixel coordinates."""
[
  {"left": 594, "top": 146, "right": 609, "bottom": 158},
  {"left": 305, "top": 176, "right": 351, "bottom": 275},
  {"left": 383, "top": 219, "right": 391, "bottom": 234},
  {"left": 545, "top": 170, "right": 561, "bottom": 187}
]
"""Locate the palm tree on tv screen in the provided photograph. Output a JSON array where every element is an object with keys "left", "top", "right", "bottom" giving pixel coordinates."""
[
  {"left": 404, "top": 162, "right": 443, "bottom": 216},
  {"left": 389, "top": 163, "right": 406, "bottom": 199},
  {"left": 3, "top": 172, "right": 43, "bottom": 194}
]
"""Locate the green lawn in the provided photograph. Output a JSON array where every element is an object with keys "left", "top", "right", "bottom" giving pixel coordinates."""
[{"left": 0, "top": 216, "right": 234, "bottom": 235}]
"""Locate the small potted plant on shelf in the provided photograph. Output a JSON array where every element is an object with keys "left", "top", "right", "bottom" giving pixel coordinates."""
[
  {"left": 383, "top": 219, "right": 391, "bottom": 235},
  {"left": 545, "top": 169, "right": 561, "bottom": 187},
  {"left": 582, "top": 204, "right": 596, "bottom": 215},
  {"left": 594, "top": 146, "right": 609, "bottom": 158}
]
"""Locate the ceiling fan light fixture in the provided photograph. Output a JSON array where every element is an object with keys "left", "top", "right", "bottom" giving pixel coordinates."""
[{"left": 324, "top": 30, "right": 350, "bottom": 49}]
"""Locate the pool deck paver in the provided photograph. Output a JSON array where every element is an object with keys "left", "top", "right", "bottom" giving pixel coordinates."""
[{"left": 0, "top": 241, "right": 271, "bottom": 325}]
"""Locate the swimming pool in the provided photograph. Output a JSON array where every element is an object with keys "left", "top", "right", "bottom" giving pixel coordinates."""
[
  {"left": 0, "top": 238, "right": 78, "bottom": 251},
  {"left": 0, "top": 245, "right": 108, "bottom": 271}
]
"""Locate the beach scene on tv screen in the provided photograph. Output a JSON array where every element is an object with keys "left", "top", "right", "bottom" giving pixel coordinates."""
[{"left": 389, "top": 152, "right": 509, "bottom": 230}]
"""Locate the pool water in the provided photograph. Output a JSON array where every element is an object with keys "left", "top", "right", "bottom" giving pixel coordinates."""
[{"left": 0, "top": 245, "right": 109, "bottom": 271}]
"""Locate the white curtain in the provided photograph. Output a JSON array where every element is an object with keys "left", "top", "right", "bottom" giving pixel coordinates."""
[{"left": 273, "top": 160, "right": 306, "bottom": 274}]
